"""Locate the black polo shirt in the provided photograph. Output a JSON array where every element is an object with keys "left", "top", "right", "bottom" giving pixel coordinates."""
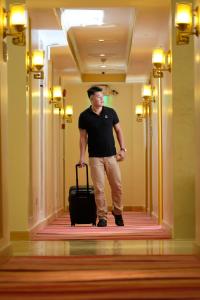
[{"left": 78, "top": 106, "right": 119, "bottom": 157}]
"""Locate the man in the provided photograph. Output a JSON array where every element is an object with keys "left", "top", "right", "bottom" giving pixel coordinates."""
[{"left": 78, "top": 86, "right": 127, "bottom": 227}]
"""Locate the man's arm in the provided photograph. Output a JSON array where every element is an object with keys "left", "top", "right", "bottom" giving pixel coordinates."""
[
  {"left": 114, "top": 123, "right": 126, "bottom": 161},
  {"left": 79, "top": 129, "right": 88, "bottom": 166}
]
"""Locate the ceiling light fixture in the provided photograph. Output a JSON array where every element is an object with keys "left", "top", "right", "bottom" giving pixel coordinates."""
[
  {"left": 98, "top": 39, "right": 105, "bottom": 42},
  {"left": 61, "top": 9, "right": 104, "bottom": 31},
  {"left": 100, "top": 54, "right": 106, "bottom": 57}
]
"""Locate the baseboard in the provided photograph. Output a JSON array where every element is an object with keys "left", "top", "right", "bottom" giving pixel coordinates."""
[
  {"left": 121, "top": 206, "right": 145, "bottom": 212},
  {"left": 151, "top": 212, "right": 172, "bottom": 234},
  {"left": 10, "top": 231, "right": 30, "bottom": 241},
  {"left": 162, "top": 220, "right": 172, "bottom": 235},
  {"left": 30, "top": 208, "right": 64, "bottom": 235},
  {"left": 10, "top": 208, "right": 64, "bottom": 241}
]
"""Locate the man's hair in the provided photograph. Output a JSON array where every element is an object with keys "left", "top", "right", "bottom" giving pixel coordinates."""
[{"left": 87, "top": 86, "right": 103, "bottom": 99}]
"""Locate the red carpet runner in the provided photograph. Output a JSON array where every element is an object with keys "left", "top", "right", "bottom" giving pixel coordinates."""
[{"left": 32, "top": 212, "right": 171, "bottom": 240}]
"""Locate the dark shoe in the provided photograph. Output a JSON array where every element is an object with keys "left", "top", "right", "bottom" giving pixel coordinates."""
[
  {"left": 97, "top": 219, "right": 107, "bottom": 227},
  {"left": 112, "top": 212, "right": 124, "bottom": 226}
]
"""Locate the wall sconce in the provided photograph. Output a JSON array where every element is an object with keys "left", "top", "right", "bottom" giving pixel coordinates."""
[
  {"left": 27, "top": 50, "right": 44, "bottom": 79},
  {"left": 49, "top": 85, "right": 63, "bottom": 107},
  {"left": 64, "top": 105, "right": 73, "bottom": 123},
  {"left": 152, "top": 48, "right": 171, "bottom": 78},
  {"left": 175, "top": 3, "right": 199, "bottom": 45},
  {"left": 3, "top": 4, "right": 26, "bottom": 46},
  {"left": 142, "top": 84, "right": 156, "bottom": 103},
  {"left": 135, "top": 104, "right": 145, "bottom": 122}
]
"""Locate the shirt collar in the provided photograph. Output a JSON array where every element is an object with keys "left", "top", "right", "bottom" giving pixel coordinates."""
[{"left": 89, "top": 105, "right": 105, "bottom": 115}]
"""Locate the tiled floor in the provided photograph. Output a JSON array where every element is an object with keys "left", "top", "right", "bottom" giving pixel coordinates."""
[
  {"left": 2, "top": 240, "right": 199, "bottom": 299},
  {"left": 11, "top": 239, "right": 197, "bottom": 256}
]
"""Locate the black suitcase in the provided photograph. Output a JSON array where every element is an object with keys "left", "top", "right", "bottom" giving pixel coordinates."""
[{"left": 68, "top": 163, "right": 97, "bottom": 226}]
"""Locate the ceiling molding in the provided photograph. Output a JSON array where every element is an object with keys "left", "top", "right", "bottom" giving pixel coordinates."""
[
  {"left": 27, "top": 0, "right": 170, "bottom": 9},
  {"left": 67, "top": 29, "right": 82, "bottom": 73},
  {"left": 81, "top": 73, "right": 126, "bottom": 82}
]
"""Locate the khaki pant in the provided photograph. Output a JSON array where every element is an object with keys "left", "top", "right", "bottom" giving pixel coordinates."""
[{"left": 89, "top": 156, "right": 123, "bottom": 220}]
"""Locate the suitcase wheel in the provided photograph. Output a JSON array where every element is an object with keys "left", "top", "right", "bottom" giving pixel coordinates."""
[
  {"left": 71, "top": 223, "right": 75, "bottom": 226},
  {"left": 92, "top": 223, "right": 96, "bottom": 226}
]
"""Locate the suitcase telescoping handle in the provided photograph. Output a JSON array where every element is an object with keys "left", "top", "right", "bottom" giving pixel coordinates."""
[{"left": 75, "top": 163, "right": 89, "bottom": 191}]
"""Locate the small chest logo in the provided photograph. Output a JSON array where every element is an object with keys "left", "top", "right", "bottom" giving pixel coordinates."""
[{"left": 104, "top": 115, "right": 108, "bottom": 119}]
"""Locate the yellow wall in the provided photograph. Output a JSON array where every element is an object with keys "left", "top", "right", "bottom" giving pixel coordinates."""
[
  {"left": 1, "top": 18, "right": 65, "bottom": 238},
  {"left": 146, "top": 3, "right": 173, "bottom": 229},
  {"left": 171, "top": 0, "right": 195, "bottom": 239},
  {"left": 151, "top": 57, "right": 173, "bottom": 227},
  {"left": 162, "top": 73, "right": 173, "bottom": 228},
  {"left": 62, "top": 82, "right": 145, "bottom": 209},
  {"left": 151, "top": 81, "right": 159, "bottom": 217},
  {"left": 195, "top": 0, "right": 200, "bottom": 245},
  {"left": 0, "top": 0, "right": 10, "bottom": 251},
  {"left": 28, "top": 30, "right": 64, "bottom": 231},
  {"left": 7, "top": 4, "right": 29, "bottom": 232},
  {"left": 151, "top": 0, "right": 196, "bottom": 237},
  {"left": 149, "top": 0, "right": 195, "bottom": 237}
]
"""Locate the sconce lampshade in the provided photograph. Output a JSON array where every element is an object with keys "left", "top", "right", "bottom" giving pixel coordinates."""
[
  {"left": 53, "top": 86, "right": 62, "bottom": 101},
  {"left": 152, "top": 48, "right": 165, "bottom": 68},
  {"left": 65, "top": 105, "right": 73, "bottom": 116},
  {"left": 32, "top": 50, "right": 44, "bottom": 70},
  {"left": 135, "top": 104, "right": 144, "bottom": 116},
  {"left": 10, "top": 4, "right": 26, "bottom": 31},
  {"left": 142, "top": 84, "right": 152, "bottom": 98},
  {"left": 175, "top": 3, "right": 192, "bottom": 31}
]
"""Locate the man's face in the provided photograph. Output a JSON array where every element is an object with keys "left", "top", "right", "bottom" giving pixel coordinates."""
[{"left": 91, "top": 91, "right": 104, "bottom": 107}]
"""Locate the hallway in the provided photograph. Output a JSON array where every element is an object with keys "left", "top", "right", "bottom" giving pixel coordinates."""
[
  {"left": 32, "top": 211, "right": 171, "bottom": 240},
  {"left": 1, "top": 0, "right": 200, "bottom": 299}
]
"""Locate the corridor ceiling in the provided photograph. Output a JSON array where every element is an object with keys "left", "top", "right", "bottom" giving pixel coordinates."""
[{"left": 27, "top": 0, "right": 170, "bottom": 83}]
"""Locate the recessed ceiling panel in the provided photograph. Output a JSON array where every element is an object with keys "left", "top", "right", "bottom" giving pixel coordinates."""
[{"left": 63, "top": 8, "right": 135, "bottom": 77}]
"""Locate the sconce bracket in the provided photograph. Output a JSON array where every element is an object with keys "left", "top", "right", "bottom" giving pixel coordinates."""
[
  {"left": 136, "top": 116, "right": 144, "bottom": 122},
  {"left": 194, "top": 6, "right": 200, "bottom": 37},
  {"left": 153, "top": 68, "right": 163, "bottom": 78},
  {"left": 143, "top": 97, "right": 156, "bottom": 104},
  {"left": 65, "top": 115, "right": 72, "bottom": 123},
  {"left": 176, "top": 31, "right": 190, "bottom": 45},
  {"left": 28, "top": 66, "right": 44, "bottom": 79},
  {"left": 33, "top": 71, "right": 44, "bottom": 79},
  {"left": 49, "top": 99, "right": 61, "bottom": 105},
  {"left": 12, "top": 32, "right": 26, "bottom": 46},
  {"left": 54, "top": 102, "right": 62, "bottom": 109},
  {"left": 2, "top": 9, "right": 8, "bottom": 39}
]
